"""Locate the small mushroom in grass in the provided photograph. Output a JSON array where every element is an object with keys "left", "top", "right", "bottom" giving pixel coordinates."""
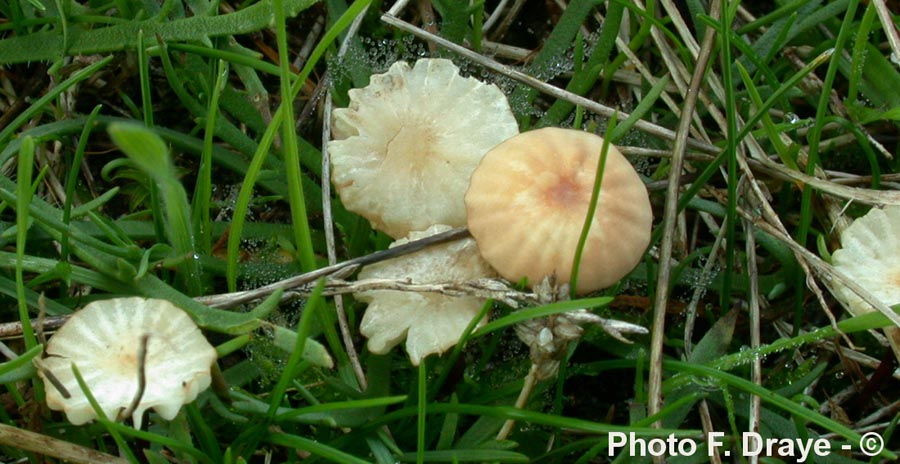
[
  {"left": 464, "top": 127, "right": 653, "bottom": 294},
  {"left": 35, "top": 297, "right": 217, "bottom": 429},
  {"left": 328, "top": 58, "right": 519, "bottom": 238},
  {"left": 831, "top": 205, "right": 900, "bottom": 359},
  {"left": 356, "top": 224, "right": 497, "bottom": 365}
]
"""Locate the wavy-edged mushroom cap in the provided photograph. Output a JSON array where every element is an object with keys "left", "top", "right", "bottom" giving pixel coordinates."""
[
  {"left": 356, "top": 224, "right": 496, "bottom": 365},
  {"left": 831, "top": 205, "right": 900, "bottom": 362},
  {"left": 831, "top": 206, "right": 900, "bottom": 314},
  {"left": 329, "top": 58, "right": 519, "bottom": 238},
  {"left": 36, "top": 297, "right": 217, "bottom": 429},
  {"left": 464, "top": 127, "right": 653, "bottom": 294}
]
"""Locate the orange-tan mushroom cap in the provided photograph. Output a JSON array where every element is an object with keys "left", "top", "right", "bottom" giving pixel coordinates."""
[
  {"left": 328, "top": 58, "right": 519, "bottom": 238},
  {"left": 464, "top": 127, "right": 653, "bottom": 294}
]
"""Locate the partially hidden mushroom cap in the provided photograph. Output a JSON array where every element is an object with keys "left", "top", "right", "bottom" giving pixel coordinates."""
[
  {"left": 36, "top": 297, "right": 217, "bottom": 429},
  {"left": 329, "top": 58, "right": 519, "bottom": 238},
  {"left": 831, "top": 205, "right": 900, "bottom": 314},
  {"left": 356, "top": 224, "right": 496, "bottom": 365},
  {"left": 464, "top": 127, "right": 653, "bottom": 294}
]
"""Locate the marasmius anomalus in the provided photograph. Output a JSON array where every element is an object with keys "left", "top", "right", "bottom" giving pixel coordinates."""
[
  {"left": 355, "top": 224, "right": 496, "bottom": 366},
  {"left": 465, "top": 127, "right": 654, "bottom": 295},
  {"left": 35, "top": 297, "right": 217, "bottom": 429},
  {"left": 330, "top": 58, "right": 516, "bottom": 364},
  {"left": 831, "top": 205, "right": 900, "bottom": 362},
  {"left": 464, "top": 127, "right": 653, "bottom": 375},
  {"left": 328, "top": 58, "right": 519, "bottom": 238},
  {"left": 464, "top": 127, "right": 653, "bottom": 439}
]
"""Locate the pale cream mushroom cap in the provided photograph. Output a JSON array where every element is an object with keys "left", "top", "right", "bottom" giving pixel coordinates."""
[
  {"left": 831, "top": 206, "right": 900, "bottom": 314},
  {"left": 357, "top": 225, "right": 496, "bottom": 365},
  {"left": 328, "top": 58, "right": 519, "bottom": 238},
  {"left": 465, "top": 127, "right": 653, "bottom": 294},
  {"left": 36, "top": 297, "right": 217, "bottom": 429}
]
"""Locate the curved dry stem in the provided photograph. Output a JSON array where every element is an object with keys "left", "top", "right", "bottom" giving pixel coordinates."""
[
  {"left": 647, "top": 0, "right": 722, "bottom": 427},
  {"left": 321, "top": 4, "right": 371, "bottom": 392}
]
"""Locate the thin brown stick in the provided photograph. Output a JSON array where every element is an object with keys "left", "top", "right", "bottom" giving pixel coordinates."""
[
  {"left": 379, "top": 11, "right": 720, "bottom": 154},
  {"left": 321, "top": 4, "right": 370, "bottom": 392},
  {"left": 743, "top": 211, "right": 762, "bottom": 464},
  {"left": 119, "top": 333, "right": 149, "bottom": 423},
  {"left": 0, "top": 315, "right": 67, "bottom": 339},
  {"left": 648, "top": 0, "right": 721, "bottom": 427},
  {"left": 0, "top": 422, "right": 127, "bottom": 464},
  {"left": 196, "top": 227, "right": 471, "bottom": 308},
  {"left": 698, "top": 401, "right": 723, "bottom": 464},
  {"left": 871, "top": 0, "right": 900, "bottom": 69}
]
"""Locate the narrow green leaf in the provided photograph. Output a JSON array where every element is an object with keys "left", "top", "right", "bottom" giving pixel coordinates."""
[
  {"left": 108, "top": 122, "right": 202, "bottom": 295},
  {"left": 16, "top": 137, "right": 38, "bottom": 351}
]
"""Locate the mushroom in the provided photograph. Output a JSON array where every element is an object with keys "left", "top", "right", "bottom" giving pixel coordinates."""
[
  {"left": 35, "top": 297, "right": 217, "bottom": 429},
  {"left": 356, "top": 224, "right": 496, "bottom": 365},
  {"left": 831, "top": 205, "right": 900, "bottom": 359},
  {"left": 464, "top": 127, "right": 653, "bottom": 294},
  {"left": 328, "top": 58, "right": 519, "bottom": 238}
]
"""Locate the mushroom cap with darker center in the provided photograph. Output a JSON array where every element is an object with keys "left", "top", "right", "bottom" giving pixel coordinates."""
[
  {"left": 464, "top": 127, "right": 653, "bottom": 294},
  {"left": 328, "top": 58, "right": 519, "bottom": 238}
]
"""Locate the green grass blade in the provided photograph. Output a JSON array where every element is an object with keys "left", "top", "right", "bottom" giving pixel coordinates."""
[
  {"left": 273, "top": 0, "right": 315, "bottom": 271},
  {"left": 663, "top": 359, "right": 897, "bottom": 460},
  {"left": 417, "top": 360, "right": 427, "bottom": 464},
  {"left": 69, "top": 363, "right": 140, "bottom": 462},
  {"left": 225, "top": 0, "right": 372, "bottom": 291},
  {"left": 719, "top": 0, "right": 738, "bottom": 309},
  {"left": 108, "top": 123, "right": 203, "bottom": 296},
  {"left": 266, "top": 279, "right": 324, "bottom": 419},
  {"left": 267, "top": 432, "right": 370, "bottom": 463},
  {"left": 192, "top": 59, "right": 228, "bottom": 255},
  {"left": 15, "top": 137, "right": 38, "bottom": 351},
  {"left": 0, "top": 0, "right": 318, "bottom": 64},
  {"left": 570, "top": 114, "right": 616, "bottom": 297}
]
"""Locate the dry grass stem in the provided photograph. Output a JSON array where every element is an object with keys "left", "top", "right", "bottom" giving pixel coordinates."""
[
  {"left": 379, "top": 10, "right": 720, "bottom": 154},
  {"left": 197, "top": 227, "right": 470, "bottom": 308},
  {"left": 321, "top": 2, "right": 370, "bottom": 392},
  {"left": 648, "top": 0, "right": 722, "bottom": 427},
  {"left": 871, "top": 0, "right": 900, "bottom": 67},
  {"left": 743, "top": 213, "right": 763, "bottom": 462},
  {"left": 0, "top": 423, "right": 127, "bottom": 464}
]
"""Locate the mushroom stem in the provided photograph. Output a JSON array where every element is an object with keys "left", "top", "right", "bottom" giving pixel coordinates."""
[{"left": 496, "top": 364, "right": 539, "bottom": 441}]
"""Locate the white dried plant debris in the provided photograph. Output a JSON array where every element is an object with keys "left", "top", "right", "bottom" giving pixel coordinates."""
[
  {"left": 329, "top": 58, "right": 519, "bottom": 238},
  {"left": 356, "top": 224, "right": 497, "bottom": 365},
  {"left": 514, "top": 277, "right": 648, "bottom": 379},
  {"left": 35, "top": 297, "right": 217, "bottom": 429}
]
